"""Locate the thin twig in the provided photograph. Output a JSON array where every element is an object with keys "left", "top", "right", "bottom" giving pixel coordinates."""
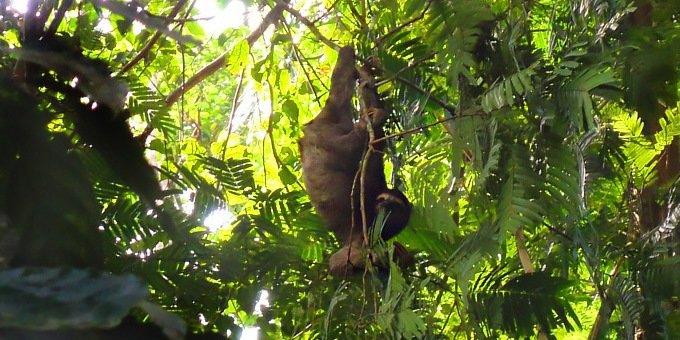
[
  {"left": 356, "top": 69, "right": 378, "bottom": 247},
  {"left": 376, "top": 0, "right": 432, "bottom": 46},
  {"left": 273, "top": 0, "right": 339, "bottom": 50},
  {"left": 45, "top": 0, "right": 73, "bottom": 39},
  {"left": 220, "top": 68, "right": 245, "bottom": 160},
  {"left": 175, "top": 0, "right": 196, "bottom": 142},
  {"left": 587, "top": 259, "right": 623, "bottom": 340},
  {"left": 543, "top": 222, "right": 573, "bottom": 241},
  {"left": 346, "top": 70, "right": 379, "bottom": 271},
  {"left": 359, "top": 117, "right": 375, "bottom": 246},
  {"left": 349, "top": 167, "right": 361, "bottom": 243},
  {"left": 119, "top": 0, "right": 188, "bottom": 74},
  {"left": 346, "top": 1, "right": 367, "bottom": 29},
  {"left": 393, "top": 74, "right": 457, "bottom": 114},
  {"left": 515, "top": 228, "right": 549, "bottom": 340},
  {"left": 371, "top": 112, "right": 485, "bottom": 145},
  {"left": 353, "top": 56, "right": 457, "bottom": 116},
  {"left": 438, "top": 293, "right": 457, "bottom": 336},
  {"left": 274, "top": 1, "right": 455, "bottom": 116},
  {"left": 280, "top": 19, "right": 323, "bottom": 102},
  {"left": 165, "top": 2, "right": 287, "bottom": 106},
  {"left": 266, "top": 77, "right": 304, "bottom": 190},
  {"left": 375, "top": 53, "right": 435, "bottom": 87},
  {"left": 311, "top": 0, "right": 341, "bottom": 24},
  {"left": 347, "top": 163, "right": 362, "bottom": 274}
]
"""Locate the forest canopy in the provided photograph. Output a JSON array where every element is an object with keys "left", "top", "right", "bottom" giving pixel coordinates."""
[{"left": 0, "top": 0, "right": 679, "bottom": 339}]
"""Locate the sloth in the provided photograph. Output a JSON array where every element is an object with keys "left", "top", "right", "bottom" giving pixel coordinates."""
[{"left": 298, "top": 46, "right": 411, "bottom": 276}]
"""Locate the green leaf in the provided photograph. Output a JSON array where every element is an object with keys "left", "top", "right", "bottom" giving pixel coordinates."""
[
  {"left": 149, "top": 138, "right": 165, "bottom": 152},
  {"left": 114, "top": 18, "right": 132, "bottom": 34},
  {"left": 469, "top": 271, "right": 580, "bottom": 336},
  {"left": 227, "top": 40, "right": 250, "bottom": 75},
  {"left": 282, "top": 99, "right": 299, "bottom": 122},
  {"left": 278, "top": 167, "right": 297, "bottom": 185}
]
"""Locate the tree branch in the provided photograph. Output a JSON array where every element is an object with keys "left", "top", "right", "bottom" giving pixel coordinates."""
[
  {"left": 376, "top": 0, "right": 432, "bottom": 46},
  {"left": 371, "top": 111, "right": 485, "bottom": 145},
  {"left": 265, "top": 78, "right": 304, "bottom": 190},
  {"left": 273, "top": 0, "right": 339, "bottom": 50},
  {"left": 311, "top": 0, "right": 341, "bottom": 25},
  {"left": 280, "top": 19, "right": 323, "bottom": 102},
  {"left": 119, "top": 0, "right": 188, "bottom": 74},
  {"left": 165, "top": 2, "right": 287, "bottom": 106},
  {"left": 272, "top": 0, "right": 454, "bottom": 116},
  {"left": 220, "top": 68, "right": 245, "bottom": 160},
  {"left": 392, "top": 73, "right": 457, "bottom": 114},
  {"left": 359, "top": 117, "right": 375, "bottom": 246},
  {"left": 588, "top": 259, "right": 623, "bottom": 340},
  {"left": 345, "top": 1, "right": 367, "bottom": 29},
  {"left": 515, "top": 228, "right": 549, "bottom": 340},
  {"left": 375, "top": 52, "right": 434, "bottom": 87},
  {"left": 45, "top": 0, "right": 73, "bottom": 39}
]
